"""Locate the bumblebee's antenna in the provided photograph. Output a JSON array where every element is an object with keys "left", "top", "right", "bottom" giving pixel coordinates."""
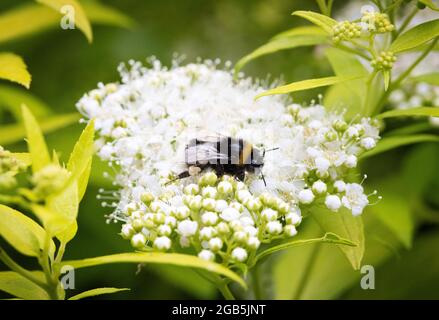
[{"left": 263, "top": 147, "right": 279, "bottom": 157}]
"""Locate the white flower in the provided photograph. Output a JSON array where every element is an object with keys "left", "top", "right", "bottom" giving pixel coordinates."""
[
  {"left": 218, "top": 181, "right": 233, "bottom": 194},
  {"left": 157, "top": 224, "right": 172, "bottom": 236},
  {"left": 342, "top": 183, "right": 369, "bottom": 216},
  {"left": 266, "top": 221, "right": 283, "bottom": 235},
  {"left": 231, "top": 247, "right": 248, "bottom": 262},
  {"left": 198, "top": 250, "right": 215, "bottom": 261},
  {"left": 298, "top": 189, "right": 315, "bottom": 204},
  {"left": 284, "top": 225, "right": 298, "bottom": 237},
  {"left": 220, "top": 207, "right": 240, "bottom": 222},
  {"left": 201, "top": 211, "right": 218, "bottom": 226},
  {"left": 121, "top": 224, "right": 135, "bottom": 239},
  {"left": 154, "top": 236, "right": 171, "bottom": 250},
  {"left": 261, "top": 208, "right": 278, "bottom": 221},
  {"left": 312, "top": 180, "right": 327, "bottom": 194},
  {"left": 361, "top": 137, "right": 376, "bottom": 150},
  {"left": 345, "top": 155, "right": 357, "bottom": 168},
  {"left": 325, "top": 195, "right": 342, "bottom": 212},
  {"left": 130, "top": 233, "right": 146, "bottom": 249},
  {"left": 177, "top": 220, "right": 198, "bottom": 237},
  {"left": 209, "top": 237, "right": 223, "bottom": 251},
  {"left": 199, "top": 226, "right": 216, "bottom": 240},
  {"left": 247, "top": 236, "right": 261, "bottom": 249},
  {"left": 315, "top": 157, "right": 330, "bottom": 172},
  {"left": 285, "top": 209, "right": 302, "bottom": 225},
  {"left": 334, "top": 180, "right": 346, "bottom": 192}
]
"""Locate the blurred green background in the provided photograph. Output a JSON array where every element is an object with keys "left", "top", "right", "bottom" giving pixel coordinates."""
[{"left": 1, "top": 0, "right": 438, "bottom": 299}]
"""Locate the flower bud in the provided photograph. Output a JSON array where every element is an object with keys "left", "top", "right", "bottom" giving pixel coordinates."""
[
  {"left": 141, "top": 192, "right": 155, "bottom": 205},
  {"left": 184, "top": 183, "right": 200, "bottom": 195},
  {"left": 121, "top": 224, "right": 135, "bottom": 239},
  {"left": 217, "top": 181, "right": 233, "bottom": 195},
  {"left": 175, "top": 206, "right": 190, "bottom": 219},
  {"left": 200, "top": 172, "right": 217, "bottom": 186},
  {"left": 202, "top": 186, "right": 217, "bottom": 199},
  {"left": 247, "top": 236, "right": 261, "bottom": 250},
  {"left": 266, "top": 221, "right": 282, "bottom": 235},
  {"left": 202, "top": 198, "right": 216, "bottom": 211},
  {"left": 164, "top": 216, "right": 177, "bottom": 227},
  {"left": 157, "top": 224, "right": 172, "bottom": 236},
  {"left": 154, "top": 236, "right": 171, "bottom": 250},
  {"left": 199, "top": 226, "right": 216, "bottom": 240},
  {"left": 325, "top": 195, "right": 342, "bottom": 212},
  {"left": 261, "top": 208, "right": 278, "bottom": 221},
  {"left": 177, "top": 220, "right": 198, "bottom": 237},
  {"left": 130, "top": 233, "right": 146, "bottom": 249},
  {"left": 216, "top": 222, "right": 230, "bottom": 235},
  {"left": 231, "top": 247, "right": 248, "bottom": 262},
  {"left": 233, "top": 231, "right": 248, "bottom": 243},
  {"left": 209, "top": 237, "right": 223, "bottom": 252},
  {"left": 312, "top": 180, "right": 327, "bottom": 194},
  {"left": 284, "top": 225, "right": 298, "bottom": 237},
  {"left": 298, "top": 189, "right": 315, "bottom": 204},
  {"left": 132, "top": 218, "right": 144, "bottom": 231},
  {"left": 198, "top": 249, "right": 215, "bottom": 261},
  {"left": 201, "top": 211, "right": 218, "bottom": 226},
  {"left": 189, "top": 195, "right": 203, "bottom": 211}
]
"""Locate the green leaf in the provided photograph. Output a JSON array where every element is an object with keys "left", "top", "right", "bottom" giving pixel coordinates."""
[
  {"left": 390, "top": 18, "right": 439, "bottom": 53},
  {"left": 0, "top": 85, "right": 51, "bottom": 121},
  {"left": 255, "top": 232, "right": 355, "bottom": 262},
  {"left": 0, "top": 204, "right": 53, "bottom": 257},
  {"left": 68, "top": 287, "right": 129, "bottom": 300},
  {"left": 21, "top": 104, "right": 51, "bottom": 173},
  {"left": 370, "top": 178, "right": 414, "bottom": 248},
  {"left": 377, "top": 107, "right": 439, "bottom": 119},
  {"left": 361, "top": 134, "right": 439, "bottom": 159},
  {"left": 81, "top": 1, "right": 136, "bottom": 29},
  {"left": 312, "top": 208, "right": 365, "bottom": 270},
  {"left": 271, "top": 25, "right": 327, "bottom": 40},
  {"left": 0, "top": 271, "right": 49, "bottom": 300},
  {"left": 67, "top": 120, "right": 95, "bottom": 202},
  {"left": 292, "top": 10, "right": 337, "bottom": 34},
  {"left": 62, "top": 252, "right": 246, "bottom": 289},
  {"left": 0, "top": 3, "right": 133, "bottom": 44},
  {"left": 418, "top": 0, "right": 439, "bottom": 11},
  {"left": 0, "top": 112, "right": 80, "bottom": 146},
  {"left": 324, "top": 48, "right": 368, "bottom": 117},
  {"left": 36, "top": 0, "right": 93, "bottom": 43},
  {"left": 235, "top": 32, "right": 327, "bottom": 72},
  {"left": 255, "top": 76, "right": 359, "bottom": 99},
  {"left": 383, "top": 70, "right": 390, "bottom": 91},
  {"left": 0, "top": 53, "right": 31, "bottom": 89},
  {"left": 30, "top": 204, "right": 72, "bottom": 237},
  {"left": 411, "top": 72, "right": 439, "bottom": 86}
]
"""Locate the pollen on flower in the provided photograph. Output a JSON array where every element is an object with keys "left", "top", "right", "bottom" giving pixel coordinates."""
[{"left": 76, "top": 58, "right": 380, "bottom": 267}]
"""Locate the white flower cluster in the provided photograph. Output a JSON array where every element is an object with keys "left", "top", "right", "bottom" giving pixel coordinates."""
[
  {"left": 120, "top": 172, "right": 301, "bottom": 264},
  {"left": 76, "top": 58, "right": 380, "bottom": 260},
  {"left": 390, "top": 82, "right": 439, "bottom": 127}
]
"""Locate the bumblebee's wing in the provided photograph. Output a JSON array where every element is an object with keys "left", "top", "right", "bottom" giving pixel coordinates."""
[{"left": 185, "top": 142, "right": 228, "bottom": 165}]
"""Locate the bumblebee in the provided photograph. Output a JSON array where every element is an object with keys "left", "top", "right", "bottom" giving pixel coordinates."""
[{"left": 171, "top": 136, "right": 276, "bottom": 185}]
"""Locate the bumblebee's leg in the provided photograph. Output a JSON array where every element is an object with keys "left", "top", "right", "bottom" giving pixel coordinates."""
[
  {"left": 236, "top": 170, "right": 245, "bottom": 182},
  {"left": 165, "top": 170, "right": 192, "bottom": 185}
]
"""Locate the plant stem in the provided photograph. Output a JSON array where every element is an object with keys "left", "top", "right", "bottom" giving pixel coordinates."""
[
  {"left": 0, "top": 246, "right": 47, "bottom": 289},
  {"left": 293, "top": 243, "right": 321, "bottom": 300},
  {"left": 251, "top": 264, "right": 263, "bottom": 299},
  {"left": 218, "top": 281, "right": 236, "bottom": 300},
  {"left": 39, "top": 233, "right": 61, "bottom": 300},
  {"left": 375, "top": 38, "right": 439, "bottom": 114},
  {"left": 396, "top": 7, "right": 418, "bottom": 37}
]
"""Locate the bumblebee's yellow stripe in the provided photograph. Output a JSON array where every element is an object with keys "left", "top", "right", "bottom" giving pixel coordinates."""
[{"left": 240, "top": 143, "right": 253, "bottom": 165}]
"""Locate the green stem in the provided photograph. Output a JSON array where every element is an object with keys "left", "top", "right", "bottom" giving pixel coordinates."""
[
  {"left": 218, "top": 281, "right": 236, "bottom": 300},
  {"left": 251, "top": 264, "right": 263, "bottom": 299},
  {"left": 396, "top": 7, "right": 418, "bottom": 37},
  {"left": 38, "top": 233, "right": 61, "bottom": 300},
  {"left": 0, "top": 246, "right": 47, "bottom": 289},
  {"left": 293, "top": 243, "right": 320, "bottom": 300},
  {"left": 375, "top": 38, "right": 439, "bottom": 114}
]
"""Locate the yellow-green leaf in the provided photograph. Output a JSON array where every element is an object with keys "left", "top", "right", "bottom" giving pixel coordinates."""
[
  {"left": 419, "top": 0, "right": 439, "bottom": 11},
  {"left": 0, "top": 3, "right": 133, "bottom": 44},
  {"left": 0, "top": 84, "right": 51, "bottom": 121},
  {"left": 312, "top": 208, "right": 365, "bottom": 270},
  {"left": 0, "top": 53, "right": 31, "bottom": 89},
  {"left": 0, "top": 271, "right": 49, "bottom": 300},
  {"left": 390, "top": 18, "right": 439, "bottom": 53},
  {"left": 62, "top": 252, "right": 246, "bottom": 289},
  {"left": 67, "top": 120, "right": 95, "bottom": 202},
  {"left": 0, "top": 112, "right": 80, "bottom": 146},
  {"left": 292, "top": 10, "right": 337, "bottom": 34},
  {"left": 36, "top": 0, "right": 93, "bottom": 43},
  {"left": 0, "top": 204, "right": 53, "bottom": 257},
  {"left": 21, "top": 104, "right": 50, "bottom": 173},
  {"left": 255, "top": 232, "right": 355, "bottom": 262},
  {"left": 383, "top": 70, "right": 390, "bottom": 91},
  {"left": 255, "top": 76, "right": 357, "bottom": 99},
  {"left": 361, "top": 134, "right": 439, "bottom": 159},
  {"left": 30, "top": 204, "right": 72, "bottom": 237},
  {"left": 271, "top": 25, "right": 327, "bottom": 40},
  {"left": 235, "top": 34, "right": 327, "bottom": 73},
  {"left": 68, "top": 287, "right": 130, "bottom": 300},
  {"left": 82, "top": 1, "right": 136, "bottom": 29},
  {"left": 10, "top": 153, "right": 31, "bottom": 167},
  {"left": 377, "top": 107, "right": 439, "bottom": 119}
]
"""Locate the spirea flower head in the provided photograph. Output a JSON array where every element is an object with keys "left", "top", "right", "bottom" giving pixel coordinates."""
[
  {"left": 76, "top": 58, "right": 380, "bottom": 264},
  {"left": 0, "top": 146, "right": 27, "bottom": 189}
]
